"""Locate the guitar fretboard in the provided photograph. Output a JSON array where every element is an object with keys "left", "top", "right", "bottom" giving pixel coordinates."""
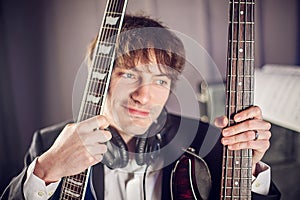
[
  {"left": 59, "top": 0, "right": 128, "bottom": 199},
  {"left": 79, "top": 0, "right": 127, "bottom": 122},
  {"left": 221, "top": 0, "right": 255, "bottom": 199}
]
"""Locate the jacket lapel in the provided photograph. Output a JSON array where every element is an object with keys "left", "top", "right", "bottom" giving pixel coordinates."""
[{"left": 92, "top": 163, "right": 105, "bottom": 200}]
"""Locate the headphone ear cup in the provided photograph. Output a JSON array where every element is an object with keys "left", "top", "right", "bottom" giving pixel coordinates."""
[
  {"left": 135, "top": 136, "right": 147, "bottom": 165},
  {"left": 135, "top": 133, "right": 162, "bottom": 166},
  {"left": 102, "top": 127, "right": 129, "bottom": 169}
]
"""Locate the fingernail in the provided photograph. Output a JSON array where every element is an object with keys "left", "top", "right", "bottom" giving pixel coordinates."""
[
  {"left": 234, "top": 115, "right": 241, "bottom": 122},
  {"left": 223, "top": 129, "right": 229, "bottom": 136},
  {"left": 222, "top": 138, "right": 229, "bottom": 145}
]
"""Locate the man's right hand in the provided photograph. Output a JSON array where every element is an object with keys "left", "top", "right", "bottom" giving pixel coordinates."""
[{"left": 33, "top": 115, "right": 112, "bottom": 184}]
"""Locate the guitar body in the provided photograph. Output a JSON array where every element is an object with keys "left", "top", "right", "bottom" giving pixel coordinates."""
[{"left": 171, "top": 148, "right": 212, "bottom": 200}]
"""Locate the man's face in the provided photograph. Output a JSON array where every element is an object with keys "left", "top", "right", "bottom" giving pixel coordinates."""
[{"left": 104, "top": 58, "right": 171, "bottom": 138}]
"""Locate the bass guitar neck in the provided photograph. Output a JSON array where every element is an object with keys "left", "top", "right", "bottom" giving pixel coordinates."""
[{"left": 220, "top": 0, "right": 255, "bottom": 199}]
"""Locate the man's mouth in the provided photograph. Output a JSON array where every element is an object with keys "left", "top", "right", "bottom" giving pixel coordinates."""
[{"left": 127, "top": 107, "right": 150, "bottom": 118}]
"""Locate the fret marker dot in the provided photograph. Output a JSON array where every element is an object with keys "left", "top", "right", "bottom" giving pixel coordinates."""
[
  {"left": 235, "top": 160, "right": 239, "bottom": 165},
  {"left": 235, "top": 181, "right": 239, "bottom": 186},
  {"left": 240, "top": 11, "right": 244, "bottom": 15},
  {"left": 239, "top": 48, "right": 243, "bottom": 53},
  {"left": 238, "top": 82, "right": 242, "bottom": 86}
]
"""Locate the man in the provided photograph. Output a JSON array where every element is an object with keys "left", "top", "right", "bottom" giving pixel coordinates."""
[{"left": 1, "top": 15, "right": 280, "bottom": 200}]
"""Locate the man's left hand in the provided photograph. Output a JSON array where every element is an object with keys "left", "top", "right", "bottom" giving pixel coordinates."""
[{"left": 214, "top": 106, "right": 271, "bottom": 175}]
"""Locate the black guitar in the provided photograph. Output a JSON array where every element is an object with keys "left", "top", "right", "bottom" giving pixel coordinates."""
[
  {"left": 171, "top": 0, "right": 255, "bottom": 199},
  {"left": 59, "top": 0, "right": 128, "bottom": 199}
]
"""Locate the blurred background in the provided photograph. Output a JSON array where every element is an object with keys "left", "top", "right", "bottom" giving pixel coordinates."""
[{"left": 0, "top": 0, "right": 299, "bottom": 199}]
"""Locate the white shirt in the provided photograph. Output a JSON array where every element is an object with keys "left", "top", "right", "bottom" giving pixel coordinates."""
[{"left": 24, "top": 158, "right": 271, "bottom": 200}]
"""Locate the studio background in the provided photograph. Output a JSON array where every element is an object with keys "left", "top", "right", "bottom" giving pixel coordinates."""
[{"left": 1, "top": 0, "right": 299, "bottom": 199}]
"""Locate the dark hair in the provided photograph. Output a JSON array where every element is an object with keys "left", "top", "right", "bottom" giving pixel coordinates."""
[{"left": 89, "top": 15, "right": 186, "bottom": 83}]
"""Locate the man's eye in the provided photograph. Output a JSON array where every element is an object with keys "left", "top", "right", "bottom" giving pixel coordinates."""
[
  {"left": 156, "top": 79, "right": 169, "bottom": 86},
  {"left": 122, "top": 73, "right": 135, "bottom": 79}
]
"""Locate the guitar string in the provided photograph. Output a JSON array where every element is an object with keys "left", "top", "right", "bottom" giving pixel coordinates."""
[
  {"left": 243, "top": 0, "right": 255, "bottom": 196},
  {"left": 231, "top": 0, "right": 240, "bottom": 198},
  {"left": 244, "top": 0, "right": 248, "bottom": 197},
  {"left": 222, "top": 0, "right": 235, "bottom": 198},
  {"left": 249, "top": 0, "right": 255, "bottom": 196},
  {"left": 237, "top": 0, "right": 242, "bottom": 198},
  {"left": 242, "top": 0, "right": 246, "bottom": 196}
]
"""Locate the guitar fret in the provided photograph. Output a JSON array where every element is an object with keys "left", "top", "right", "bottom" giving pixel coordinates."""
[
  {"left": 81, "top": 113, "right": 95, "bottom": 121},
  {"left": 223, "top": 169, "right": 252, "bottom": 178},
  {"left": 94, "top": 54, "right": 113, "bottom": 60},
  {"left": 99, "top": 40, "right": 117, "bottom": 46},
  {"left": 106, "top": 11, "right": 122, "bottom": 15},
  {"left": 225, "top": 149, "right": 252, "bottom": 156},
  {"left": 229, "top": 21, "right": 254, "bottom": 24},
  {"left": 230, "top": 1, "right": 255, "bottom": 4},
  {"left": 64, "top": 182, "right": 84, "bottom": 189},
  {"left": 86, "top": 86, "right": 105, "bottom": 95},
  {"left": 226, "top": 90, "right": 254, "bottom": 92},
  {"left": 64, "top": 189, "right": 81, "bottom": 198},
  {"left": 82, "top": 107, "right": 102, "bottom": 114},
  {"left": 66, "top": 177, "right": 83, "bottom": 186},
  {"left": 88, "top": 78, "right": 108, "bottom": 85},
  {"left": 86, "top": 88, "right": 106, "bottom": 97},
  {"left": 223, "top": 167, "right": 252, "bottom": 170},
  {"left": 223, "top": 155, "right": 252, "bottom": 158},
  {"left": 222, "top": 195, "right": 251, "bottom": 199},
  {"left": 224, "top": 180, "right": 252, "bottom": 188},
  {"left": 226, "top": 104, "right": 253, "bottom": 107},
  {"left": 224, "top": 185, "right": 252, "bottom": 189},
  {"left": 227, "top": 75, "right": 253, "bottom": 77},
  {"left": 83, "top": 105, "right": 102, "bottom": 112},
  {"left": 103, "top": 26, "right": 120, "bottom": 31},
  {"left": 224, "top": 185, "right": 252, "bottom": 187},
  {"left": 228, "top": 58, "right": 254, "bottom": 61},
  {"left": 229, "top": 40, "right": 254, "bottom": 43}
]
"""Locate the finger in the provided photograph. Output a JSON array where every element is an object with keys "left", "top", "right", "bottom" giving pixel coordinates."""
[
  {"left": 92, "top": 154, "right": 104, "bottom": 163},
  {"left": 226, "top": 139, "right": 270, "bottom": 152},
  {"left": 214, "top": 116, "right": 228, "bottom": 128},
  {"left": 88, "top": 143, "right": 108, "bottom": 154},
  {"left": 85, "top": 143, "right": 108, "bottom": 162},
  {"left": 82, "top": 130, "right": 112, "bottom": 145},
  {"left": 221, "top": 130, "right": 271, "bottom": 146},
  {"left": 76, "top": 115, "right": 110, "bottom": 133},
  {"left": 234, "top": 106, "right": 263, "bottom": 123},
  {"left": 222, "top": 119, "right": 271, "bottom": 137}
]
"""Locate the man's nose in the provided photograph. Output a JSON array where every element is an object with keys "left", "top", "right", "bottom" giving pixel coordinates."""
[{"left": 131, "top": 85, "right": 151, "bottom": 105}]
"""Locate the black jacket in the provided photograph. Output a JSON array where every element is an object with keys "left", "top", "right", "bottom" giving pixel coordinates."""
[{"left": 1, "top": 114, "right": 281, "bottom": 200}]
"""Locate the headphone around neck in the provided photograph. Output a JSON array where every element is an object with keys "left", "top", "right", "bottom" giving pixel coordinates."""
[{"left": 101, "top": 109, "right": 168, "bottom": 169}]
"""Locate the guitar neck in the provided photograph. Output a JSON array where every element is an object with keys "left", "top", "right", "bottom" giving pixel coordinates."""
[
  {"left": 78, "top": 0, "right": 127, "bottom": 122},
  {"left": 221, "top": 0, "right": 255, "bottom": 199},
  {"left": 59, "top": 0, "right": 128, "bottom": 199}
]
